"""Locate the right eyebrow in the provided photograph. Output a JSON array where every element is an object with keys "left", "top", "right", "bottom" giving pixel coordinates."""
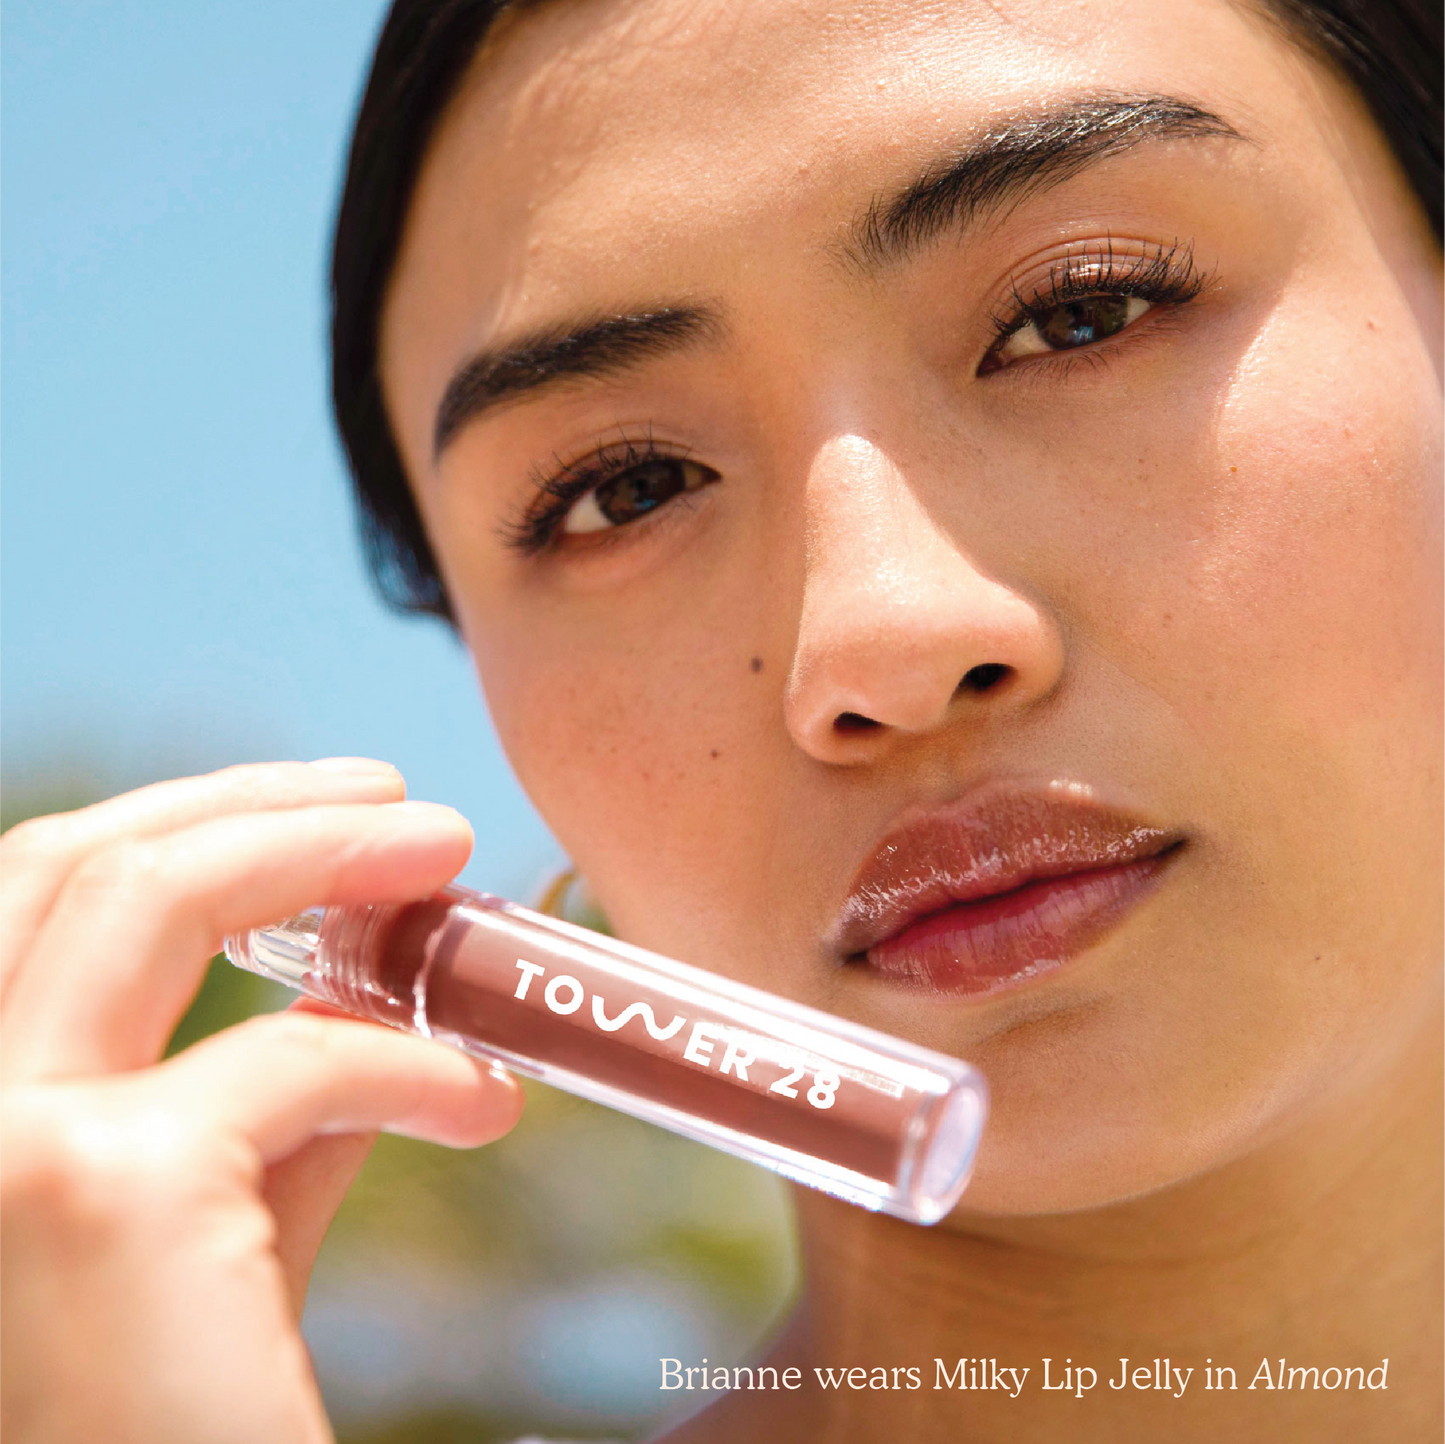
[
  {"left": 846, "top": 92, "right": 1244, "bottom": 269},
  {"left": 433, "top": 305, "right": 723, "bottom": 458}
]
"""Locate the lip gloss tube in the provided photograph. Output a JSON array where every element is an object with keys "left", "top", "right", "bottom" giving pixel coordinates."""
[{"left": 224, "top": 884, "right": 987, "bottom": 1224}]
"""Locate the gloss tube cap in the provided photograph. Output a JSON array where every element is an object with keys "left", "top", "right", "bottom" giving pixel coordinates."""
[{"left": 226, "top": 907, "right": 324, "bottom": 989}]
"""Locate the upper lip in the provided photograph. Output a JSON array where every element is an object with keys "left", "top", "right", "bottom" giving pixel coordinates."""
[{"left": 829, "top": 782, "right": 1186, "bottom": 959}]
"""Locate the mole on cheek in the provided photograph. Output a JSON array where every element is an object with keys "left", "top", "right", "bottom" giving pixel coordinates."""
[{"left": 749, "top": 656, "right": 763, "bottom": 673}]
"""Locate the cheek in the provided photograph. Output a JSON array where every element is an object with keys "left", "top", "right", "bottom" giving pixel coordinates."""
[
  {"left": 477, "top": 625, "right": 705, "bottom": 816},
  {"left": 461, "top": 582, "right": 787, "bottom": 944},
  {"left": 1190, "top": 303, "right": 1441, "bottom": 969},
  {"left": 1159, "top": 292, "right": 1441, "bottom": 823},
  {"left": 1061, "top": 267, "right": 1442, "bottom": 857},
  {"left": 1190, "top": 339, "right": 1439, "bottom": 697},
  {"left": 1175, "top": 298, "right": 1437, "bottom": 1047}
]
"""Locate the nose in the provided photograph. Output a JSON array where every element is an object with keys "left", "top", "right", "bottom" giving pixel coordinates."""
[{"left": 783, "top": 435, "right": 1065, "bottom": 765}]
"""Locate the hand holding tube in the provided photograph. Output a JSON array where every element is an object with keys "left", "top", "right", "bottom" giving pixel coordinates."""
[{"left": 0, "top": 762, "right": 523, "bottom": 1444}]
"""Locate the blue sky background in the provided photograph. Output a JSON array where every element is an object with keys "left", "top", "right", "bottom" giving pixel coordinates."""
[{"left": 3, "top": 0, "right": 560, "bottom": 896}]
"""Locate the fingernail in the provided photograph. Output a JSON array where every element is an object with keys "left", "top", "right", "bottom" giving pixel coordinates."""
[
  {"left": 385, "top": 800, "right": 469, "bottom": 827},
  {"left": 309, "top": 756, "right": 399, "bottom": 777}
]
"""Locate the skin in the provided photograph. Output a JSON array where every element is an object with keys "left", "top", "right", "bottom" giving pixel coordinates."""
[
  {"left": 381, "top": 0, "right": 1442, "bottom": 1436},
  {"left": 0, "top": 763, "right": 523, "bottom": 1442},
  {"left": 0, "top": 0, "right": 1437, "bottom": 1441}
]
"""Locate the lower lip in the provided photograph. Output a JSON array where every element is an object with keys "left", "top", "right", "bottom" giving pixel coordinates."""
[{"left": 859, "top": 852, "right": 1177, "bottom": 997}]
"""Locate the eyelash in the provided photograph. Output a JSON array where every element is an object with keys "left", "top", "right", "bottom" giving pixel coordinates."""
[
  {"left": 499, "top": 429, "right": 689, "bottom": 556},
  {"left": 980, "top": 237, "right": 1209, "bottom": 372},
  {"left": 504, "top": 240, "right": 1209, "bottom": 555}
]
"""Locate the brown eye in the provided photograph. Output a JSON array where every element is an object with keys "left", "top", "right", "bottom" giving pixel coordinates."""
[
  {"left": 1038, "top": 295, "right": 1132, "bottom": 347},
  {"left": 988, "top": 294, "right": 1152, "bottom": 370},
  {"left": 562, "top": 457, "right": 718, "bottom": 535}
]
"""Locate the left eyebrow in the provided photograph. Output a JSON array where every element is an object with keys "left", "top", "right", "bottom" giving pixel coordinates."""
[
  {"left": 846, "top": 92, "right": 1243, "bottom": 268},
  {"left": 433, "top": 305, "right": 723, "bottom": 458}
]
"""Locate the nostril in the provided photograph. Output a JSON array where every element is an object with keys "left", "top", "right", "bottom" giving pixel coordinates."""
[
  {"left": 834, "top": 710, "right": 881, "bottom": 733},
  {"left": 958, "top": 662, "right": 1012, "bottom": 694}
]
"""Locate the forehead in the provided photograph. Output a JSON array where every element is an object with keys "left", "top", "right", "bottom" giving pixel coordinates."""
[{"left": 380, "top": 0, "right": 1285, "bottom": 443}]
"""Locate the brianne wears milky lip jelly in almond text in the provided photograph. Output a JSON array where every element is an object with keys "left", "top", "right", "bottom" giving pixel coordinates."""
[{"left": 225, "top": 885, "right": 988, "bottom": 1224}]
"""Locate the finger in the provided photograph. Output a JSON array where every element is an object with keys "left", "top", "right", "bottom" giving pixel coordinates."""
[
  {"left": 262, "top": 1129, "right": 378, "bottom": 1319},
  {"left": 264, "top": 997, "right": 381, "bottom": 1317},
  {"left": 288, "top": 995, "right": 363, "bottom": 1023},
  {"left": 155, "top": 1010, "right": 524, "bottom": 1162},
  {"left": 0, "top": 759, "right": 404, "bottom": 999},
  {"left": 2, "top": 800, "right": 472, "bottom": 1080}
]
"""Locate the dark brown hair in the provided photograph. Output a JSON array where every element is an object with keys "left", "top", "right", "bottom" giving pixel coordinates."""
[{"left": 331, "top": 0, "right": 1442, "bottom": 620}]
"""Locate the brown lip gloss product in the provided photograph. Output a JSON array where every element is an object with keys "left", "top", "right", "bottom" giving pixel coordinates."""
[{"left": 225, "top": 884, "right": 987, "bottom": 1224}]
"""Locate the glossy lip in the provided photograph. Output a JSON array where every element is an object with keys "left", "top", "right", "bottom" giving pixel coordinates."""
[{"left": 831, "top": 783, "right": 1186, "bottom": 997}]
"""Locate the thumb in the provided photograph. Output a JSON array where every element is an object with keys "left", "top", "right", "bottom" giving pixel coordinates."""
[{"left": 263, "top": 1129, "right": 378, "bottom": 1319}]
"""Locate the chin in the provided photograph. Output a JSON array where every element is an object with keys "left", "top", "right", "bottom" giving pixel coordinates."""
[
  {"left": 950, "top": 1148, "right": 1196, "bottom": 1219},
  {"left": 941, "top": 1075, "right": 1268, "bottom": 1219}
]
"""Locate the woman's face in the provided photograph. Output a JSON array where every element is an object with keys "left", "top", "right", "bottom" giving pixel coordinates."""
[{"left": 379, "top": 0, "right": 1442, "bottom": 1215}]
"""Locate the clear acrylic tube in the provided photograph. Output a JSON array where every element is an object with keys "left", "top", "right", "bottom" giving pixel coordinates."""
[{"left": 224, "top": 884, "right": 987, "bottom": 1224}]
